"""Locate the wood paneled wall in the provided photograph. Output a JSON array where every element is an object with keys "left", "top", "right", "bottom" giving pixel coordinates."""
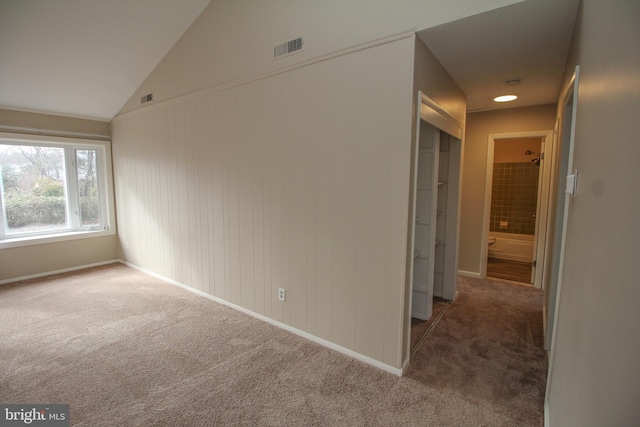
[{"left": 112, "top": 36, "right": 414, "bottom": 369}]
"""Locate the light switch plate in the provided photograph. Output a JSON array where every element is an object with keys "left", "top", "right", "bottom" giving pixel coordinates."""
[{"left": 565, "top": 169, "right": 578, "bottom": 196}]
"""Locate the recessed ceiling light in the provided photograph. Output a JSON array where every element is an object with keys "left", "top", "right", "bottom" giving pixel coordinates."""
[{"left": 493, "top": 95, "right": 518, "bottom": 103}]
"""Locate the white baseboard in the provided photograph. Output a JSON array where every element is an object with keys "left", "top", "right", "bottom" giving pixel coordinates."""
[
  {"left": 119, "top": 260, "right": 404, "bottom": 377},
  {"left": 0, "top": 259, "right": 120, "bottom": 285},
  {"left": 458, "top": 270, "right": 481, "bottom": 278},
  {"left": 401, "top": 355, "right": 410, "bottom": 375}
]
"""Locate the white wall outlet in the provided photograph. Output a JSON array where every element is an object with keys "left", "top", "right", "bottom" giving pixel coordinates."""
[{"left": 278, "top": 288, "right": 286, "bottom": 302}]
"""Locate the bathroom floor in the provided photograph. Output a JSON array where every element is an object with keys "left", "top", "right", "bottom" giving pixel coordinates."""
[{"left": 487, "top": 258, "right": 532, "bottom": 284}]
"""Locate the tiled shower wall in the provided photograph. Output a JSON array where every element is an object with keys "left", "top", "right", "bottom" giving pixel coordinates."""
[{"left": 490, "top": 162, "right": 539, "bottom": 235}]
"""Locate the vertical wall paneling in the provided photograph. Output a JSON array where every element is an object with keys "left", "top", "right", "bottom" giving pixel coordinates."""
[
  {"left": 209, "top": 94, "right": 226, "bottom": 299},
  {"left": 195, "top": 95, "right": 212, "bottom": 295},
  {"left": 250, "top": 84, "right": 267, "bottom": 316},
  {"left": 278, "top": 74, "right": 292, "bottom": 328},
  {"left": 286, "top": 67, "right": 311, "bottom": 333},
  {"left": 353, "top": 48, "right": 379, "bottom": 357},
  {"left": 166, "top": 105, "right": 177, "bottom": 282},
  {"left": 219, "top": 90, "right": 235, "bottom": 303},
  {"left": 330, "top": 53, "right": 359, "bottom": 351},
  {"left": 186, "top": 101, "right": 200, "bottom": 291},
  {"left": 191, "top": 99, "right": 204, "bottom": 292},
  {"left": 175, "top": 104, "right": 188, "bottom": 285},
  {"left": 303, "top": 68, "right": 319, "bottom": 336},
  {"left": 311, "top": 58, "right": 335, "bottom": 342},
  {"left": 266, "top": 76, "right": 284, "bottom": 324},
  {"left": 369, "top": 48, "right": 392, "bottom": 363},
  {"left": 383, "top": 40, "right": 414, "bottom": 366},
  {"left": 236, "top": 83, "right": 256, "bottom": 311},
  {"left": 112, "top": 35, "right": 415, "bottom": 369}
]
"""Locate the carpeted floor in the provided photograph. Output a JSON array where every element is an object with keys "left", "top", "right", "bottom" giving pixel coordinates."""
[
  {"left": 406, "top": 275, "right": 547, "bottom": 425},
  {"left": 0, "top": 264, "right": 546, "bottom": 426},
  {"left": 410, "top": 298, "right": 451, "bottom": 353}
]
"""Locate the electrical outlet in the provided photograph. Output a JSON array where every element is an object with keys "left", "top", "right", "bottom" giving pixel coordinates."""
[{"left": 278, "top": 288, "right": 286, "bottom": 302}]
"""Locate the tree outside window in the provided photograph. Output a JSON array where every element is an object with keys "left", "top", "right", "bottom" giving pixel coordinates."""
[{"left": 0, "top": 139, "right": 108, "bottom": 240}]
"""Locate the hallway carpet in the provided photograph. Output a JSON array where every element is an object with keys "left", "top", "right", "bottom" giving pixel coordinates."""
[
  {"left": 1, "top": 264, "right": 546, "bottom": 426},
  {"left": 406, "top": 275, "right": 547, "bottom": 425}
]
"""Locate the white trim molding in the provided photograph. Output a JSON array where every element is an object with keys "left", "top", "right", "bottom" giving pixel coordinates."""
[{"left": 457, "top": 270, "right": 482, "bottom": 278}]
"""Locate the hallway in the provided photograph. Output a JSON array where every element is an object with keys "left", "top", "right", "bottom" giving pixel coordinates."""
[{"left": 407, "top": 275, "right": 547, "bottom": 426}]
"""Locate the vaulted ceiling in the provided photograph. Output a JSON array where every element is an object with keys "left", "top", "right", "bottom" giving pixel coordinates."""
[
  {"left": 0, "top": 0, "right": 579, "bottom": 121},
  {"left": 0, "top": 0, "right": 211, "bottom": 121}
]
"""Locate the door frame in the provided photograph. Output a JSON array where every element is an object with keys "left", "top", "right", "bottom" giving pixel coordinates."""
[
  {"left": 480, "top": 130, "right": 554, "bottom": 288},
  {"left": 406, "top": 91, "right": 463, "bottom": 360},
  {"left": 544, "top": 65, "right": 580, "bottom": 407}
]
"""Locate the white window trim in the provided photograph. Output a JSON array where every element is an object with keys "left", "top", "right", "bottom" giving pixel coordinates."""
[{"left": 0, "top": 132, "right": 116, "bottom": 249}]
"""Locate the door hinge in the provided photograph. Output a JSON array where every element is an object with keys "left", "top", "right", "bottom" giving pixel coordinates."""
[
  {"left": 540, "top": 152, "right": 545, "bottom": 160},
  {"left": 532, "top": 260, "right": 537, "bottom": 268}
]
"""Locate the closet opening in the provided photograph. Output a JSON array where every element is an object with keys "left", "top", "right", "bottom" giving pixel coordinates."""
[{"left": 408, "top": 92, "right": 463, "bottom": 353}]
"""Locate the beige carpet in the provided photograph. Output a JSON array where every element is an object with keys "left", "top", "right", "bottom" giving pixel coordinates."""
[
  {"left": 0, "top": 264, "right": 546, "bottom": 426},
  {"left": 410, "top": 297, "right": 451, "bottom": 354}
]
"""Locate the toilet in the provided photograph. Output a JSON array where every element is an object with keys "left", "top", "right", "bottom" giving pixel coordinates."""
[{"left": 488, "top": 236, "right": 497, "bottom": 246}]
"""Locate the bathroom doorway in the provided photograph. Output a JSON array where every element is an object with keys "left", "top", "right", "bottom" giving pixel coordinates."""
[{"left": 481, "top": 131, "right": 554, "bottom": 288}]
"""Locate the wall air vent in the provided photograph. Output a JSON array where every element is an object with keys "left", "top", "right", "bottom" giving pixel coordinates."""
[
  {"left": 274, "top": 37, "right": 303, "bottom": 58},
  {"left": 141, "top": 93, "right": 153, "bottom": 104}
]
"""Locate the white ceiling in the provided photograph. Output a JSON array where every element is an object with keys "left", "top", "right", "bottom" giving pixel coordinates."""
[
  {"left": 0, "top": 0, "right": 578, "bottom": 121},
  {"left": 418, "top": 0, "right": 580, "bottom": 112},
  {"left": 0, "top": 0, "right": 210, "bottom": 121}
]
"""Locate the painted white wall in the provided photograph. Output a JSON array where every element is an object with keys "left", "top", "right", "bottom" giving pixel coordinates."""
[
  {"left": 0, "top": 109, "right": 117, "bottom": 282},
  {"left": 118, "top": 0, "right": 520, "bottom": 116},
  {"left": 0, "top": 236, "right": 117, "bottom": 281},
  {"left": 545, "top": 1, "right": 640, "bottom": 425},
  {"left": 0, "top": 109, "right": 111, "bottom": 138},
  {"left": 458, "top": 105, "right": 556, "bottom": 275},
  {"left": 113, "top": 35, "right": 415, "bottom": 370}
]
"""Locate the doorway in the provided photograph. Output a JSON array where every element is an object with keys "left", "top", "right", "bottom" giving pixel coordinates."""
[
  {"left": 480, "top": 131, "right": 554, "bottom": 289},
  {"left": 487, "top": 137, "right": 541, "bottom": 284}
]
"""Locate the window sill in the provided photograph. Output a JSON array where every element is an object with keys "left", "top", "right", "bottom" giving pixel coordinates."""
[{"left": 0, "top": 228, "right": 116, "bottom": 249}]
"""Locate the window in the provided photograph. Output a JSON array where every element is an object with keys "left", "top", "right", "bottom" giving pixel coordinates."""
[{"left": 0, "top": 133, "right": 115, "bottom": 247}]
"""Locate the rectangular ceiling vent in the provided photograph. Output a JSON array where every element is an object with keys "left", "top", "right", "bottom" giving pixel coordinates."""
[
  {"left": 140, "top": 93, "right": 153, "bottom": 104},
  {"left": 274, "top": 37, "right": 303, "bottom": 58}
]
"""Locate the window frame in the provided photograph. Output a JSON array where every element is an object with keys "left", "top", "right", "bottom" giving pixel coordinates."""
[{"left": 0, "top": 132, "right": 116, "bottom": 249}]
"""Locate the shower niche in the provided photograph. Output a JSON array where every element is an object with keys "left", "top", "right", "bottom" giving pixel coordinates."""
[{"left": 410, "top": 92, "right": 462, "bottom": 320}]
